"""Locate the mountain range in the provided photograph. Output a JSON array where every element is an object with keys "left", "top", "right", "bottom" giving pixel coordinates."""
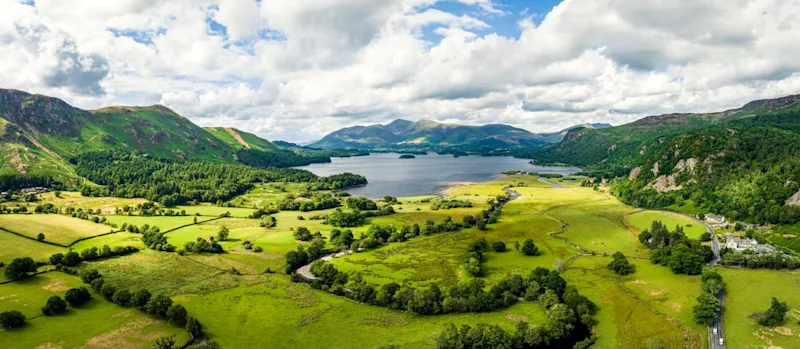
[
  {"left": 310, "top": 118, "right": 611, "bottom": 150},
  {"left": 0, "top": 89, "right": 361, "bottom": 183}
]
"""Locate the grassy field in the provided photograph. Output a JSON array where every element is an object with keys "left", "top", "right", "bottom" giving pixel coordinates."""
[
  {"left": 0, "top": 230, "right": 65, "bottom": 264},
  {"left": 176, "top": 205, "right": 256, "bottom": 217},
  {"left": 720, "top": 268, "right": 800, "bottom": 349},
  {"left": 626, "top": 211, "right": 707, "bottom": 240},
  {"left": 0, "top": 176, "right": 726, "bottom": 348},
  {"left": 27, "top": 191, "right": 147, "bottom": 214},
  {"left": 175, "top": 273, "right": 549, "bottom": 349},
  {"left": 104, "top": 215, "right": 200, "bottom": 232},
  {"left": 0, "top": 272, "right": 187, "bottom": 349},
  {"left": 0, "top": 214, "right": 114, "bottom": 245}
]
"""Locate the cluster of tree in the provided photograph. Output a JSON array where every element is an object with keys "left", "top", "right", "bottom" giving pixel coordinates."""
[
  {"left": 382, "top": 196, "right": 399, "bottom": 204},
  {"left": 142, "top": 229, "right": 176, "bottom": 252},
  {"left": 431, "top": 199, "right": 473, "bottom": 210},
  {"left": 435, "top": 319, "right": 595, "bottom": 349},
  {"left": 0, "top": 204, "right": 30, "bottom": 213},
  {"left": 692, "top": 269, "right": 724, "bottom": 325},
  {"left": 464, "top": 238, "right": 489, "bottom": 277},
  {"left": 638, "top": 221, "right": 712, "bottom": 275},
  {"left": 345, "top": 197, "right": 378, "bottom": 210},
  {"left": 183, "top": 237, "right": 224, "bottom": 254},
  {"left": 607, "top": 251, "right": 635, "bottom": 275},
  {"left": 279, "top": 193, "right": 341, "bottom": 212},
  {"left": 757, "top": 297, "right": 790, "bottom": 327},
  {"left": 33, "top": 203, "right": 59, "bottom": 214},
  {"left": 311, "top": 262, "right": 596, "bottom": 323},
  {"left": 249, "top": 208, "right": 279, "bottom": 219},
  {"left": 0, "top": 173, "right": 56, "bottom": 190},
  {"left": 325, "top": 209, "right": 365, "bottom": 227},
  {"left": 3, "top": 257, "right": 38, "bottom": 280},
  {"left": 77, "top": 269, "right": 205, "bottom": 338},
  {"left": 361, "top": 205, "right": 396, "bottom": 218},
  {"left": 311, "top": 173, "right": 368, "bottom": 191},
  {"left": 235, "top": 148, "right": 331, "bottom": 168},
  {"left": 70, "top": 245, "right": 138, "bottom": 262},
  {"left": 292, "top": 227, "right": 319, "bottom": 241},
  {"left": 516, "top": 239, "right": 540, "bottom": 256},
  {"left": 719, "top": 247, "right": 800, "bottom": 270},
  {"left": 284, "top": 239, "right": 327, "bottom": 273},
  {"left": 71, "top": 151, "right": 364, "bottom": 205},
  {"left": 329, "top": 229, "right": 355, "bottom": 250}
]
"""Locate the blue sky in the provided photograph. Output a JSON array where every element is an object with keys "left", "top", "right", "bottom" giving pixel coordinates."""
[{"left": 421, "top": 0, "right": 562, "bottom": 42}]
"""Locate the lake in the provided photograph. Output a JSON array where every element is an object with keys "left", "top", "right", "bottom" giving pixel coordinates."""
[{"left": 297, "top": 153, "right": 580, "bottom": 198}]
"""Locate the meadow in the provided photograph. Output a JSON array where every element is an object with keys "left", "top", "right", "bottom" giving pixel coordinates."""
[
  {"left": 0, "top": 272, "right": 187, "bottom": 349},
  {"left": 625, "top": 210, "right": 707, "bottom": 240},
  {"left": 0, "top": 214, "right": 114, "bottom": 245},
  {"left": 3, "top": 174, "right": 797, "bottom": 348}
]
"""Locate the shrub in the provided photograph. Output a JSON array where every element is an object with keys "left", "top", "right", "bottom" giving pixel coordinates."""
[
  {"left": 146, "top": 294, "right": 173, "bottom": 317},
  {"left": 63, "top": 251, "right": 81, "bottom": 266},
  {"left": 133, "top": 289, "right": 152, "bottom": 309},
  {"left": 49, "top": 253, "right": 64, "bottom": 265},
  {"left": 253, "top": 246, "right": 263, "bottom": 252},
  {"left": 112, "top": 289, "right": 132, "bottom": 306},
  {"left": 520, "top": 239, "right": 539, "bottom": 256},
  {"left": 492, "top": 241, "right": 507, "bottom": 252},
  {"left": 607, "top": 252, "right": 635, "bottom": 275},
  {"left": 81, "top": 269, "right": 102, "bottom": 284},
  {"left": 100, "top": 283, "right": 117, "bottom": 300},
  {"left": 0, "top": 310, "right": 25, "bottom": 329},
  {"left": 186, "top": 316, "right": 204, "bottom": 337},
  {"left": 42, "top": 296, "right": 68, "bottom": 315},
  {"left": 167, "top": 304, "right": 188, "bottom": 326},
  {"left": 64, "top": 287, "right": 92, "bottom": 307}
]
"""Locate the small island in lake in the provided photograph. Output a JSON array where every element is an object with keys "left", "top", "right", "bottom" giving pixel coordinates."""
[{"left": 399, "top": 154, "right": 416, "bottom": 159}]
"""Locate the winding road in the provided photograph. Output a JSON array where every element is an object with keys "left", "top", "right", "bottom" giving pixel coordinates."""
[{"left": 686, "top": 214, "right": 725, "bottom": 349}]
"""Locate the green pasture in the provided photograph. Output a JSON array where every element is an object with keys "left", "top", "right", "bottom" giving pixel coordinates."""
[
  {"left": 0, "top": 272, "right": 186, "bottom": 349},
  {"left": 626, "top": 211, "right": 707, "bottom": 240},
  {"left": 104, "top": 215, "right": 200, "bottom": 232},
  {"left": 0, "top": 230, "right": 65, "bottom": 264},
  {"left": 720, "top": 268, "right": 800, "bottom": 349},
  {"left": 0, "top": 214, "right": 113, "bottom": 245},
  {"left": 176, "top": 205, "right": 256, "bottom": 218}
]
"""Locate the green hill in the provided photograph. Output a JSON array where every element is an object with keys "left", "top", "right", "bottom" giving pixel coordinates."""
[
  {"left": 524, "top": 94, "right": 800, "bottom": 225},
  {"left": 0, "top": 89, "right": 337, "bottom": 184},
  {"left": 310, "top": 119, "right": 550, "bottom": 151}
]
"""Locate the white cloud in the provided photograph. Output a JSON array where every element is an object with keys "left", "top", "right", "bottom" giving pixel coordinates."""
[{"left": 0, "top": 0, "right": 799, "bottom": 142}]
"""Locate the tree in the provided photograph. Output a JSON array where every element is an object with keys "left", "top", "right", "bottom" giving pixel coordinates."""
[
  {"left": 607, "top": 251, "right": 635, "bottom": 275},
  {"left": 520, "top": 239, "right": 539, "bottom": 256},
  {"left": 37, "top": 232, "right": 45, "bottom": 241},
  {"left": 49, "top": 253, "right": 64, "bottom": 265},
  {"left": 153, "top": 335, "right": 176, "bottom": 349},
  {"left": 81, "top": 269, "right": 102, "bottom": 284},
  {"left": 146, "top": 294, "right": 173, "bottom": 317},
  {"left": 538, "top": 289, "right": 559, "bottom": 309},
  {"left": 167, "top": 304, "right": 188, "bottom": 326},
  {"left": 112, "top": 289, "right": 132, "bottom": 306},
  {"left": 293, "top": 227, "right": 313, "bottom": 241},
  {"left": 42, "top": 296, "right": 68, "bottom": 315},
  {"left": 216, "top": 226, "right": 229, "bottom": 241},
  {"left": 133, "top": 289, "right": 152, "bottom": 309},
  {"left": 758, "top": 297, "right": 789, "bottom": 327},
  {"left": 692, "top": 292, "right": 721, "bottom": 325},
  {"left": 4, "top": 257, "right": 37, "bottom": 280},
  {"left": 699, "top": 232, "right": 712, "bottom": 242},
  {"left": 0, "top": 310, "right": 25, "bottom": 329},
  {"left": 186, "top": 316, "right": 204, "bottom": 337},
  {"left": 492, "top": 241, "right": 507, "bottom": 252},
  {"left": 65, "top": 287, "right": 92, "bottom": 307},
  {"left": 63, "top": 251, "right": 81, "bottom": 266}
]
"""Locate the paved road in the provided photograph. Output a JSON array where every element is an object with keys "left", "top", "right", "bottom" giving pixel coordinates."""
[
  {"left": 537, "top": 177, "right": 565, "bottom": 188},
  {"left": 296, "top": 250, "right": 349, "bottom": 280},
  {"left": 694, "top": 216, "right": 725, "bottom": 349}
]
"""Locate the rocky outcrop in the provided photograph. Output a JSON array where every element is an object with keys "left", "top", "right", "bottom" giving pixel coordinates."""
[
  {"left": 647, "top": 174, "right": 682, "bottom": 192},
  {"left": 674, "top": 158, "right": 698, "bottom": 173},
  {"left": 787, "top": 191, "right": 800, "bottom": 206},
  {"left": 629, "top": 167, "right": 641, "bottom": 180},
  {"left": 651, "top": 162, "right": 660, "bottom": 176}
]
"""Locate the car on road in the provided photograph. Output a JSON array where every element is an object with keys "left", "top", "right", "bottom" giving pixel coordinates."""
[
  {"left": 713, "top": 328, "right": 717, "bottom": 335},
  {"left": 719, "top": 338, "right": 724, "bottom": 345}
]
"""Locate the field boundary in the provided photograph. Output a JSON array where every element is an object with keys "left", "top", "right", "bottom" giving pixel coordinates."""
[
  {"left": 0, "top": 225, "right": 69, "bottom": 248},
  {"left": 162, "top": 216, "right": 224, "bottom": 234}
]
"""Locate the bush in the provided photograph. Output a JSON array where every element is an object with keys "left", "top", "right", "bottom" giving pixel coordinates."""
[
  {"left": 112, "top": 289, "right": 132, "bottom": 306},
  {"left": 520, "top": 239, "right": 539, "bottom": 256},
  {"left": 253, "top": 246, "right": 263, "bottom": 253},
  {"left": 42, "top": 296, "right": 68, "bottom": 315},
  {"left": 492, "top": 241, "right": 507, "bottom": 252},
  {"left": 607, "top": 252, "right": 635, "bottom": 275},
  {"left": 64, "top": 287, "right": 92, "bottom": 307},
  {"left": 146, "top": 294, "right": 173, "bottom": 317},
  {"left": 0, "top": 310, "right": 25, "bottom": 329},
  {"left": 63, "top": 251, "right": 81, "bottom": 266},
  {"left": 699, "top": 232, "right": 712, "bottom": 242},
  {"left": 167, "top": 304, "right": 188, "bottom": 326},
  {"left": 293, "top": 227, "right": 314, "bottom": 241},
  {"left": 100, "top": 283, "right": 117, "bottom": 300},
  {"left": 81, "top": 269, "right": 102, "bottom": 284},
  {"left": 133, "top": 289, "right": 152, "bottom": 309}
]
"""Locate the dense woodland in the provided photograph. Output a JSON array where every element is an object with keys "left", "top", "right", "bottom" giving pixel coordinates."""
[{"left": 70, "top": 151, "right": 365, "bottom": 206}]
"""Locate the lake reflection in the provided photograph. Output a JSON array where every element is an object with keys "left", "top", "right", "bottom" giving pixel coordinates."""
[{"left": 297, "top": 153, "right": 580, "bottom": 198}]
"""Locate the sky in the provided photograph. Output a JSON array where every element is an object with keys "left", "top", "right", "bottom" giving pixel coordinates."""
[{"left": 1, "top": 0, "right": 800, "bottom": 142}]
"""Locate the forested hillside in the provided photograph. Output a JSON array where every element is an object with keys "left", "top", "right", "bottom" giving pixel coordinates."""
[
  {"left": 0, "top": 89, "right": 356, "bottom": 186},
  {"left": 526, "top": 95, "right": 800, "bottom": 224}
]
